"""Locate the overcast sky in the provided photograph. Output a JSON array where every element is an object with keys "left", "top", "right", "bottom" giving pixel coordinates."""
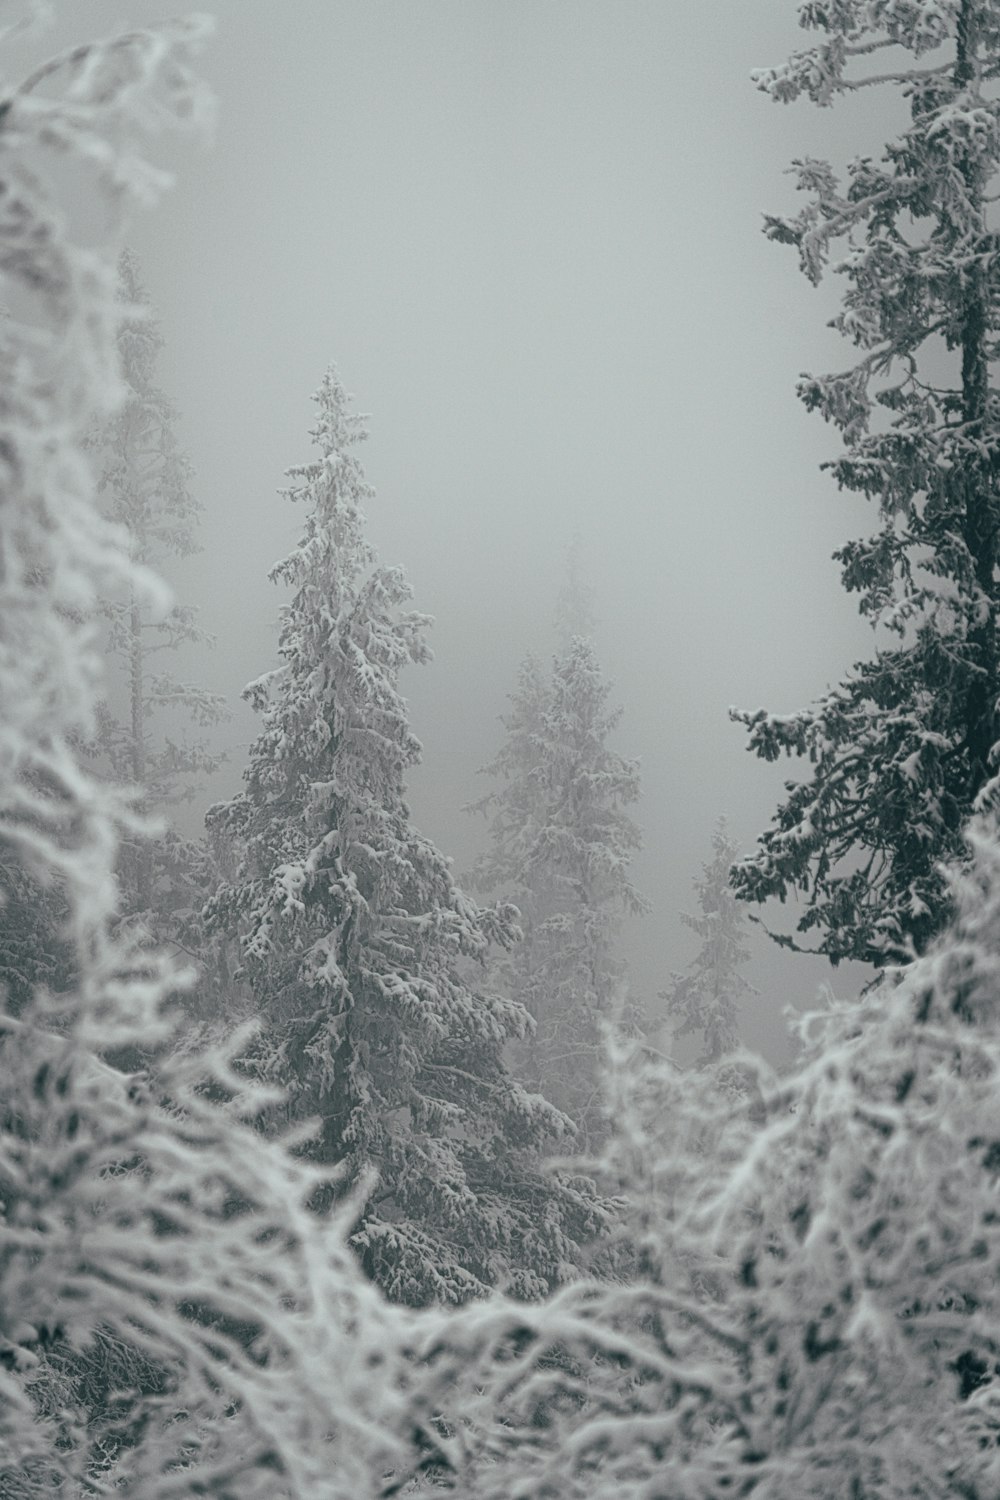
[{"left": 33, "top": 1, "right": 908, "bottom": 1059}]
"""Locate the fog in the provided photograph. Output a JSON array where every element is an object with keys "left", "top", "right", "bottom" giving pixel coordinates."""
[{"left": 38, "top": 1, "right": 908, "bottom": 1059}]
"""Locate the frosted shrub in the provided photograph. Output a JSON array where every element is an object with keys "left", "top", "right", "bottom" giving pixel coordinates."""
[
  {"left": 0, "top": 11, "right": 411, "bottom": 1496},
  {"left": 411, "top": 820, "right": 1000, "bottom": 1498}
]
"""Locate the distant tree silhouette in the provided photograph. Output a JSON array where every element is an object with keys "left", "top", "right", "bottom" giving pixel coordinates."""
[
  {"left": 662, "top": 818, "right": 754, "bottom": 1066},
  {"left": 472, "top": 598, "right": 647, "bottom": 1150},
  {"left": 88, "top": 248, "right": 226, "bottom": 918}
]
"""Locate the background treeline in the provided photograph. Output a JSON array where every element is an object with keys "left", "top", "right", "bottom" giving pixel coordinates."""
[{"left": 4, "top": 4, "right": 1000, "bottom": 1498}]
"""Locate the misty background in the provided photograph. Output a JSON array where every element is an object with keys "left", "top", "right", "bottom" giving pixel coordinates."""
[{"left": 30, "top": 1, "right": 906, "bottom": 1058}]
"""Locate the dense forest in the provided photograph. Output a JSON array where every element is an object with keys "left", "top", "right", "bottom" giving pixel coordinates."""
[{"left": 5, "top": 2, "right": 1000, "bottom": 1495}]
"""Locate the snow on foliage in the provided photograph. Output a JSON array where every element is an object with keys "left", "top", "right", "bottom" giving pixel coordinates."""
[
  {"left": 408, "top": 816, "right": 1000, "bottom": 1498},
  {"left": 89, "top": 248, "right": 227, "bottom": 798},
  {"left": 14, "top": 4, "right": 1000, "bottom": 1493},
  {"left": 206, "top": 371, "right": 610, "bottom": 1306},
  {"left": 471, "top": 630, "right": 648, "bottom": 1151},
  {"left": 735, "top": 0, "right": 1000, "bottom": 965},
  {"left": 0, "top": 12, "right": 414, "bottom": 1496},
  {"left": 87, "top": 247, "right": 228, "bottom": 922},
  {"left": 663, "top": 818, "right": 755, "bottom": 1066}
]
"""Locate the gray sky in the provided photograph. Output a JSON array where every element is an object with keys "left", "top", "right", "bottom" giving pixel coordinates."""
[{"left": 37, "top": 1, "right": 903, "bottom": 1058}]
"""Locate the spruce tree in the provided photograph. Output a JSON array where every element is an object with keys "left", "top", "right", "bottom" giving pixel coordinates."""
[
  {"left": 206, "top": 371, "right": 608, "bottom": 1305},
  {"left": 88, "top": 247, "right": 226, "bottom": 917},
  {"left": 472, "top": 626, "right": 647, "bottom": 1151},
  {"left": 663, "top": 819, "right": 754, "bottom": 1066},
  {"left": 733, "top": 1, "right": 1000, "bottom": 965}
]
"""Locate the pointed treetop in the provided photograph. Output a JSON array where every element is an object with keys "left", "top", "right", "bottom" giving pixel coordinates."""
[
  {"left": 113, "top": 245, "right": 165, "bottom": 399},
  {"left": 663, "top": 817, "right": 755, "bottom": 1066},
  {"left": 555, "top": 532, "right": 599, "bottom": 647},
  {"left": 308, "top": 364, "right": 371, "bottom": 456}
]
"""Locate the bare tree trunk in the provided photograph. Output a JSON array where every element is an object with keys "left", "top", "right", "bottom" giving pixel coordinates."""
[
  {"left": 129, "top": 590, "right": 151, "bottom": 909},
  {"left": 955, "top": 2, "right": 999, "bottom": 800}
]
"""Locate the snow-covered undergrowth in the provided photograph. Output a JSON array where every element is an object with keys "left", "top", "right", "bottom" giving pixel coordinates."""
[
  {"left": 6, "top": 6, "right": 1000, "bottom": 1497},
  {"left": 405, "top": 824, "right": 1000, "bottom": 1496},
  {"left": 0, "top": 12, "right": 408, "bottom": 1496}
]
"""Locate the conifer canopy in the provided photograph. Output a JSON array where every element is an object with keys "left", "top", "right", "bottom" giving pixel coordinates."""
[{"left": 734, "top": 0, "right": 1000, "bottom": 965}]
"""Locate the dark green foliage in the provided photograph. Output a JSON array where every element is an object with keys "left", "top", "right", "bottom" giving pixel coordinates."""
[{"left": 734, "top": 1, "right": 1000, "bottom": 965}]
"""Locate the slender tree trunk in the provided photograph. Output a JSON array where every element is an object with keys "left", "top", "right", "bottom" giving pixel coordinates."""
[
  {"left": 129, "top": 590, "right": 151, "bottom": 909},
  {"left": 955, "top": 2, "right": 998, "bottom": 801}
]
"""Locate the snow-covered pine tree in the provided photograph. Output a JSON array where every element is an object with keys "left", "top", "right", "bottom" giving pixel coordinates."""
[
  {"left": 662, "top": 818, "right": 755, "bottom": 1066},
  {"left": 0, "top": 15, "right": 420, "bottom": 1498},
  {"left": 206, "top": 371, "right": 608, "bottom": 1305},
  {"left": 472, "top": 621, "right": 647, "bottom": 1151},
  {"left": 89, "top": 247, "right": 226, "bottom": 918},
  {"left": 732, "top": 1, "right": 1000, "bottom": 965}
]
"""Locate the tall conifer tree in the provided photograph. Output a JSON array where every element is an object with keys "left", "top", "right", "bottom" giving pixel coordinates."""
[
  {"left": 733, "top": 1, "right": 1000, "bottom": 965},
  {"left": 89, "top": 248, "right": 226, "bottom": 916},
  {"left": 663, "top": 819, "right": 754, "bottom": 1066},
  {"left": 472, "top": 586, "right": 647, "bottom": 1151},
  {"left": 207, "top": 372, "right": 607, "bottom": 1304}
]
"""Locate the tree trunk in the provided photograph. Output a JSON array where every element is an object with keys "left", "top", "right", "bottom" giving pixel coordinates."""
[
  {"left": 129, "top": 591, "right": 151, "bottom": 909},
  {"left": 955, "top": 1, "right": 998, "bottom": 801}
]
